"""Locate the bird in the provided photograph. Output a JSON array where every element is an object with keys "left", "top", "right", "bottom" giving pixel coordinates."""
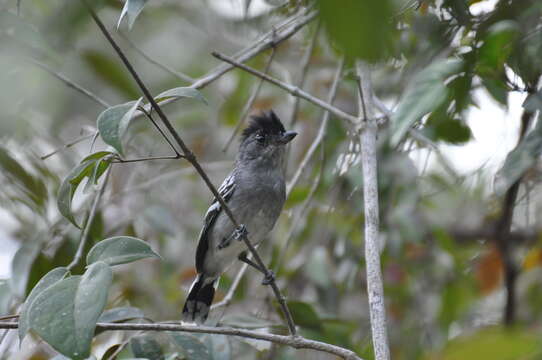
[{"left": 181, "top": 110, "right": 297, "bottom": 323}]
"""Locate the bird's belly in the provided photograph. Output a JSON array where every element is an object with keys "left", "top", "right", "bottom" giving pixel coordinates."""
[{"left": 203, "top": 208, "right": 273, "bottom": 277}]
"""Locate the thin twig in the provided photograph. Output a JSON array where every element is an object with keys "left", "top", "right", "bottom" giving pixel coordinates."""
[
  {"left": 27, "top": 58, "right": 110, "bottom": 108},
  {"left": 222, "top": 48, "right": 277, "bottom": 152},
  {"left": 83, "top": 1, "right": 297, "bottom": 336},
  {"left": 119, "top": 32, "right": 195, "bottom": 83},
  {"left": 40, "top": 133, "right": 96, "bottom": 160},
  {"left": 0, "top": 321, "right": 362, "bottom": 360},
  {"left": 276, "top": 142, "right": 324, "bottom": 273},
  {"left": 287, "top": 20, "right": 320, "bottom": 127},
  {"left": 139, "top": 107, "right": 181, "bottom": 156},
  {"left": 131, "top": 11, "right": 317, "bottom": 121},
  {"left": 211, "top": 263, "right": 249, "bottom": 310},
  {"left": 67, "top": 167, "right": 111, "bottom": 271},
  {"left": 112, "top": 155, "right": 184, "bottom": 163},
  {"left": 286, "top": 58, "right": 344, "bottom": 196},
  {"left": 356, "top": 62, "right": 390, "bottom": 360},
  {"left": 212, "top": 52, "right": 358, "bottom": 124}
]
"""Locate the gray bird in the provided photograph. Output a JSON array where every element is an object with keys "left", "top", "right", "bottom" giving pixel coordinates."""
[{"left": 182, "top": 110, "right": 297, "bottom": 323}]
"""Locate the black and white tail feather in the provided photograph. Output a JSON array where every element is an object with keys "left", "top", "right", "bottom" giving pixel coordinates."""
[{"left": 181, "top": 275, "right": 219, "bottom": 323}]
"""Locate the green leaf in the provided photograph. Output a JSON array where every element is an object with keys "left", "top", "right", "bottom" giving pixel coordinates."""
[
  {"left": 82, "top": 50, "right": 140, "bottom": 99},
  {"left": 117, "top": 0, "right": 149, "bottom": 30},
  {"left": 317, "top": 0, "right": 396, "bottom": 62},
  {"left": 203, "top": 334, "right": 231, "bottom": 360},
  {"left": 97, "top": 100, "right": 142, "bottom": 155},
  {"left": 19, "top": 267, "right": 69, "bottom": 341},
  {"left": 154, "top": 87, "right": 207, "bottom": 104},
  {"left": 86, "top": 236, "right": 161, "bottom": 266},
  {"left": 130, "top": 335, "right": 164, "bottom": 360},
  {"left": 435, "top": 328, "right": 541, "bottom": 360},
  {"left": 27, "top": 262, "right": 112, "bottom": 359},
  {"left": 478, "top": 21, "right": 519, "bottom": 74},
  {"left": 481, "top": 76, "right": 508, "bottom": 105},
  {"left": 390, "top": 59, "right": 463, "bottom": 146},
  {"left": 0, "top": 146, "right": 47, "bottom": 208},
  {"left": 286, "top": 301, "right": 321, "bottom": 330},
  {"left": 0, "top": 280, "right": 11, "bottom": 316},
  {"left": 170, "top": 333, "right": 211, "bottom": 360},
  {"left": 495, "top": 120, "right": 542, "bottom": 194},
  {"left": 57, "top": 153, "right": 112, "bottom": 227},
  {"left": 10, "top": 241, "right": 41, "bottom": 297},
  {"left": 98, "top": 306, "right": 144, "bottom": 323},
  {"left": 80, "top": 151, "right": 115, "bottom": 164},
  {"left": 433, "top": 119, "right": 472, "bottom": 144}
]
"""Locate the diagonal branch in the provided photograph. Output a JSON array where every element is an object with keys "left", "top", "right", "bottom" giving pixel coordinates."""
[
  {"left": 131, "top": 10, "right": 318, "bottom": 121},
  {"left": 287, "top": 57, "right": 344, "bottom": 195},
  {"left": 119, "top": 31, "right": 195, "bottom": 83},
  {"left": 212, "top": 51, "right": 358, "bottom": 124},
  {"left": 27, "top": 58, "right": 110, "bottom": 108},
  {"left": 67, "top": 167, "right": 111, "bottom": 271},
  {"left": 222, "top": 48, "right": 277, "bottom": 152},
  {"left": 82, "top": 0, "right": 297, "bottom": 336},
  {"left": 0, "top": 321, "right": 362, "bottom": 360}
]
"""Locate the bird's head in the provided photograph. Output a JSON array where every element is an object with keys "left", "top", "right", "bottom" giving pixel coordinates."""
[{"left": 238, "top": 110, "right": 297, "bottom": 167}]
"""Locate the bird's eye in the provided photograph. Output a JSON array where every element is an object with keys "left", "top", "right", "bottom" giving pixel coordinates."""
[{"left": 255, "top": 134, "right": 265, "bottom": 144}]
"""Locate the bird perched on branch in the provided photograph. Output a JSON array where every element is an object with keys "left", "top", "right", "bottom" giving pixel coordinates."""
[{"left": 182, "top": 110, "right": 297, "bottom": 323}]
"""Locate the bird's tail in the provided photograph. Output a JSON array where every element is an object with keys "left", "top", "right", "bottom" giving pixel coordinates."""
[{"left": 181, "top": 274, "right": 218, "bottom": 323}]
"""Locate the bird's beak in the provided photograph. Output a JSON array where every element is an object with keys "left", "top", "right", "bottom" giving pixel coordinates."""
[{"left": 278, "top": 131, "right": 297, "bottom": 145}]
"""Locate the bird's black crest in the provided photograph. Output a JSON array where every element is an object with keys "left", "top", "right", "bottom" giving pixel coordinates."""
[{"left": 241, "top": 110, "right": 285, "bottom": 141}]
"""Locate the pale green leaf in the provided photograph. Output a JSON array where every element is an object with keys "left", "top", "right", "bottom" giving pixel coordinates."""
[
  {"left": 117, "top": 0, "right": 149, "bottom": 30},
  {"left": 27, "top": 262, "right": 112, "bottom": 359},
  {"left": 390, "top": 59, "right": 462, "bottom": 146},
  {"left": 170, "top": 333, "right": 211, "bottom": 360},
  {"left": 19, "top": 267, "right": 69, "bottom": 341},
  {"left": 97, "top": 100, "right": 141, "bottom": 155},
  {"left": 154, "top": 87, "right": 207, "bottom": 104},
  {"left": 86, "top": 236, "right": 161, "bottom": 266}
]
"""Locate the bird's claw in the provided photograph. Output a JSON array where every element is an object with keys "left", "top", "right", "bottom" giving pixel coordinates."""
[
  {"left": 262, "top": 270, "right": 275, "bottom": 285},
  {"left": 234, "top": 224, "right": 248, "bottom": 241}
]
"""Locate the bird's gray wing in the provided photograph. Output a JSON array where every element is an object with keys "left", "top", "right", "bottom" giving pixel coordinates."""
[{"left": 195, "top": 172, "right": 236, "bottom": 272}]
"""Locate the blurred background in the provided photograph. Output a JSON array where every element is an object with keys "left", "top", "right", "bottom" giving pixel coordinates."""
[{"left": 1, "top": 0, "right": 542, "bottom": 359}]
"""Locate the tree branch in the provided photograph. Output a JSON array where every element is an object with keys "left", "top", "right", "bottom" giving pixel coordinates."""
[
  {"left": 222, "top": 48, "right": 277, "bottom": 152},
  {"left": 356, "top": 62, "right": 390, "bottom": 360},
  {"left": 0, "top": 322, "right": 362, "bottom": 360},
  {"left": 211, "top": 51, "right": 359, "bottom": 124},
  {"left": 82, "top": 1, "right": 297, "bottom": 336},
  {"left": 287, "top": 58, "right": 344, "bottom": 195},
  {"left": 67, "top": 167, "right": 111, "bottom": 271},
  {"left": 495, "top": 109, "right": 534, "bottom": 326},
  {"left": 27, "top": 58, "right": 110, "bottom": 108},
  {"left": 119, "top": 31, "right": 195, "bottom": 83},
  {"left": 287, "top": 20, "right": 320, "bottom": 126}
]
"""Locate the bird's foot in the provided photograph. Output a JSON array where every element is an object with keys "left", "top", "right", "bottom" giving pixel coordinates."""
[
  {"left": 234, "top": 224, "right": 248, "bottom": 241},
  {"left": 262, "top": 270, "right": 275, "bottom": 285}
]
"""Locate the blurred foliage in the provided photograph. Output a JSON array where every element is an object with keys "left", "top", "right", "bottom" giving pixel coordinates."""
[{"left": 0, "top": 0, "right": 542, "bottom": 359}]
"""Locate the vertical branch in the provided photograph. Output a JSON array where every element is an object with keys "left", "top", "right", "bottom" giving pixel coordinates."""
[
  {"left": 67, "top": 167, "right": 111, "bottom": 271},
  {"left": 356, "top": 62, "right": 390, "bottom": 360},
  {"left": 222, "top": 48, "right": 277, "bottom": 152},
  {"left": 495, "top": 109, "right": 534, "bottom": 326},
  {"left": 287, "top": 21, "right": 320, "bottom": 126}
]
